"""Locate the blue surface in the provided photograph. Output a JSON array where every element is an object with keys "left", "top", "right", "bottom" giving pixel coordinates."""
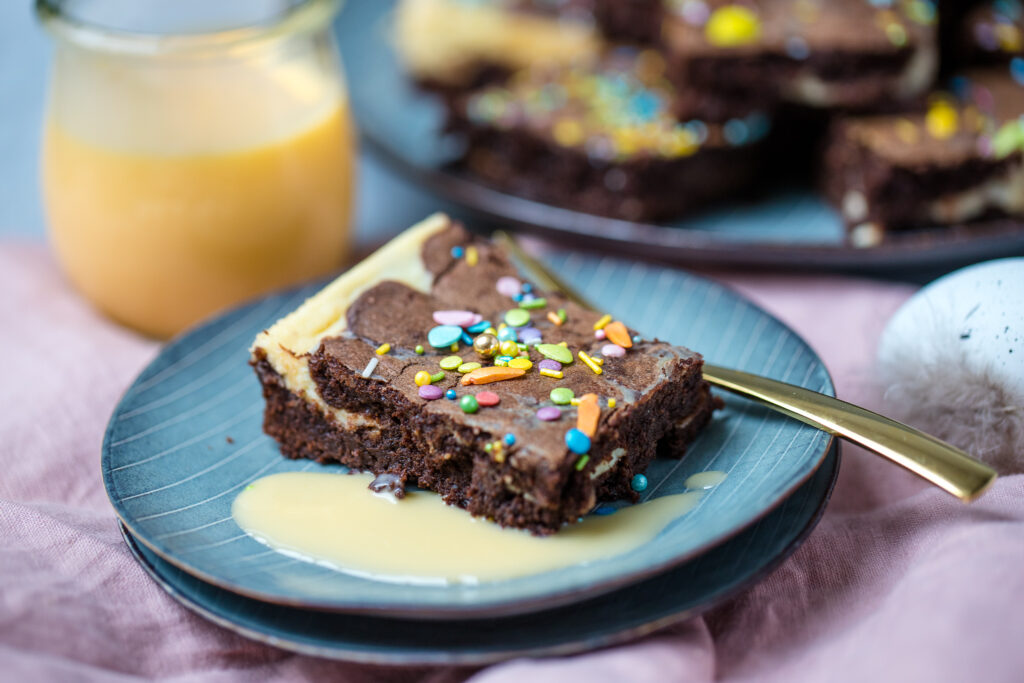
[
  {"left": 102, "top": 249, "right": 834, "bottom": 618},
  {"left": 120, "top": 442, "right": 838, "bottom": 664}
]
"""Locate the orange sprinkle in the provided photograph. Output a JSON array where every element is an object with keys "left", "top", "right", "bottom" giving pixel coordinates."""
[
  {"left": 604, "top": 321, "right": 632, "bottom": 348},
  {"left": 577, "top": 393, "right": 600, "bottom": 437},
  {"left": 460, "top": 366, "right": 527, "bottom": 385},
  {"left": 547, "top": 311, "right": 563, "bottom": 326}
]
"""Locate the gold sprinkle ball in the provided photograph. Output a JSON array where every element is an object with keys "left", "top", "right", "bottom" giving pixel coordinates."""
[
  {"left": 414, "top": 371, "right": 431, "bottom": 387},
  {"left": 499, "top": 340, "right": 519, "bottom": 357},
  {"left": 473, "top": 333, "right": 500, "bottom": 357}
]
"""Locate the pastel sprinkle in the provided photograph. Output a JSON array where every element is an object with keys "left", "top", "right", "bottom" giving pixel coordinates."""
[
  {"left": 440, "top": 355, "right": 463, "bottom": 370},
  {"left": 461, "top": 331, "right": 474, "bottom": 345},
  {"left": 451, "top": 343, "right": 459, "bottom": 352},
  {"left": 375, "top": 343, "right": 391, "bottom": 355},
  {"left": 361, "top": 357, "right": 379, "bottom": 379},
  {"left": 509, "top": 357, "right": 533, "bottom": 370},
  {"left": 497, "top": 276, "right": 521, "bottom": 297},
  {"left": 433, "top": 310, "right": 477, "bottom": 327},
  {"left": 505, "top": 309, "right": 531, "bottom": 327},
  {"left": 428, "top": 325, "right": 463, "bottom": 348},
  {"left": 519, "top": 327, "right": 543, "bottom": 343},
  {"left": 593, "top": 314, "right": 612, "bottom": 330},
  {"left": 538, "top": 359, "right": 563, "bottom": 372},
  {"left": 536, "top": 343, "right": 574, "bottom": 364},
  {"left": 536, "top": 406, "right": 562, "bottom": 421},
  {"left": 457, "top": 362, "right": 482, "bottom": 374},
  {"left": 925, "top": 100, "right": 959, "bottom": 140},
  {"left": 445, "top": 389, "right": 457, "bottom": 400},
  {"left": 460, "top": 395, "right": 479, "bottom": 413},
  {"left": 608, "top": 398, "right": 617, "bottom": 408},
  {"left": 467, "top": 320, "right": 491, "bottom": 334},
  {"left": 461, "top": 366, "right": 527, "bottom": 385},
  {"left": 540, "top": 368, "right": 564, "bottom": 379},
  {"left": 631, "top": 474, "right": 648, "bottom": 492},
  {"left": 419, "top": 385, "right": 443, "bottom": 400},
  {"left": 414, "top": 370, "right": 431, "bottom": 386},
  {"left": 494, "top": 355, "right": 513, "bottom": 366},
  {"left": 594, "top": 329, "right": 606, "bottom": 340},
  {"left": 499, "top": 340, "right": 520, "bottom": 357},
  {"left": 466, "top": 245, "right": 478, "bottom": 266},
  {"left": 604, "top": 321, "right": 633, "bottom": 348},
  {"left": 503, "top": 433, "right": 516, "bottom": 446},
  {"left": 520, "top": 297, "right": 547, "bottom": 310},
  {"left": 451, "top": 246, "right": 464, "bottom": 258},
  {"left": 522, "top": 283, "right": 533, "bottom": 293},
  {"left": 415, "top": 345, "right": 425, "bottom": 355},
  {"left": 570, "top": 398, "right": 582, "bottom": 406},
  {"left": 558, "top": 308, "right": 567, "bottom": 322},
  {"left": 591, "top": 355, "right": 604, "bottom": 365},
  {"left": 705, "top": 6, "right": 761, "bottom": 47},
  {"left": 575, "top": 454, "right": 590, "bottom": 471},
  {"left": 547, "top": 311, "right": 563, "bottom": 326},
  {"left": 602, "top": 343, "right": 626, "bottom": 358},
  {"left": 550, "top": 387, "right": 575, "bottom": 405},
  {"left": 476, "top": 391, "right": 500, "bottom": 407},
  {"left": 497, "top": 327, "right": 518, "bottom": 342},
  {"left": 576, "top": 393, "right": 600, "bottom": 437},
  {"left": 578, "top": 350, "right": 603, "bottom": 375},
  {"left": 430, "top": 371, "right": 446, "bottom": 383},
  {"left": 632, "top": 335, "right": 642, "bottom": 345}
]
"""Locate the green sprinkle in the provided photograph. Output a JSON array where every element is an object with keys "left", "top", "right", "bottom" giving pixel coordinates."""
[
  {"left": 537, "top": 343, "right": 574, "bottom": 364},
  {"left": 520, "top": 297, "right": 547, "bottom": 310},
  {"left": 557, "top": 308, "right": 567, "bottom": 322},
  {"left": 430, "top": 371, "right": 446, "bottom": 383},
  {"left": 575, "top": 454, "right": 590, "bottom": 471},
  {"left": 550, "top": 387, "right": 575, "bottom": 405},
  {"left": 993, "top": 120, "right": 1024, "bottom": 159},
  {"left": 457, "top": 362, "right": 482, "bottom": 374},
  {"left": 415, "top": 345, "right": 425, "bottom": 355},
  {"left": 440, "top": 355, "right": 462, "bottom": 370},
  {"left": 245, "top": 484, "right": 255, "bottom": 490},
  {"left": 504, "top": 308, "right": 531, "bottom": 327},
  {"left": 484, "top": 442, "right": 493, "bottom": 452},
  {"left": 460, "top": 395, "right": 479, "bottom": 414}
]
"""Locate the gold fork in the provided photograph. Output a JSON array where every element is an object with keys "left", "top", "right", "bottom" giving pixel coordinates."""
[{"left": 494, "top": 232, "right": 997, "bottom": 502}]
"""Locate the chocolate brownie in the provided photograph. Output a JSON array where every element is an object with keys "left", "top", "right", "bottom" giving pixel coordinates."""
[
  {"left": 447, "top": 48, "right": 773, "bottom": 221},
  {"left": 661, "top": 0, "right": 939, "bottom": 109},
  {"left": 823, "top": 67, "right": 1024, "bottom": 245},
  {"left": 250, "top": 214, "right": 716, "bottom": 535}
]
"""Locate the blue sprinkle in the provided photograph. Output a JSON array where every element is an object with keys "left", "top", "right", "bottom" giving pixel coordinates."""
[
  {"left": 467, "top": 320, "right": 491, "bottom": 334},
  {"left": 503, "top": 433, "right": 516, "bottom": 446},
  {"left": 513, "top": 293, "right": 524, "bottom": 302},
  {"left": 451, "top": 246, "right": 464, "bottom": 259},
  {"left": 746, "top": 112, "right": 771, "bottom": 142},
  {"left": 461, "top": 331, "right": 474, "bottom": 345},
  {"left": 428, "top": 325, "right": 463, "bottom": 348},
  {"left": 632, "top": 335, "right": 642, "bottom": 344},
  {"left": 630, "top": 90, "right": 661, "bottom": 122},
  {"left": 564, "top": 428, "right": 591, "bottom": 455},
  {"left": 521, "top": 283, "right": 533, "bottom": 293},
  {"left": 631, "top": 474, "right": 648, "bottom": 492},
  {"left": 592, "top": 505, "right": 617, "bottom": 516},
  {"left": 949, "top": 75, "right": 971, "bottom": 99},
  {"left": 724, "top": 119, "right": 750, "bottom": 146},
  {"left": 497, "top": 327, "right": 518, "bottom": 342},
  {"left": 1011, "top": 57, "right": 1024, "bottom": 86},
  {"left": 445, "top": 389, "right": 457, "bottom": 400}
]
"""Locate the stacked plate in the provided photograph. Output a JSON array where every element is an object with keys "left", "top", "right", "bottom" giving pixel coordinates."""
[{"left": 103, "top": 249, "right": 838, "bottom": 665}]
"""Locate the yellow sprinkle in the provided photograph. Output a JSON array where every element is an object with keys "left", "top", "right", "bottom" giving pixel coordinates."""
[
  {"left": 509, "top": 358, "right": 533, "bottom": 370},
  {"left": 579, "top": 350, "right": 603, "bottom": 375},
  {"left": 553, "top": 118, "right": 585, "bottom": 147},
  {"left": 997, "top": 23, "right": 1023, "bottom": 52},
  {"left": 592, "top": 356, "right": 604, "bottom": 366},
  {"left": 451, "top": 343, "right": 459, "bottom": 352},
  {"left": 705, "top": 6, "right": 761, "bottom": 47},
  {"left": 498, "top": 323, "right": 507, "bottom": 330},
  {"left": 414, "top": 370, "right": 431, "bottom": 387},
  {"left": 558, "top": 341, "right": 568, "bottom": 347},
  {"left": 608, "top": 398, "right": 617, "bottom": 408},
  {"left": 926, "top": 101, "right": 958, "bottom": 140},
  {"left": 375, "top": 343, "right": 391, "bottom": 355},
  {"left": 457, "top": 362, "right": 482, "bottom": 374},
  {"left": 466, "top": 245, "right": 479, "bottom": 267},
  {"left": 539, "top": 368, "right": 564, "bottom": 379},
  {"left": 569, "top": 398, "right": 582, "bottom": 406},
  {"left": 547, "top": 311, "right": 563, "bottom": 326},
  {"left": 485, "top": 327, "right": 497, "bottom": 336},
  {"left": 593, "top": 314, "right": 612, "bottom": 331}
]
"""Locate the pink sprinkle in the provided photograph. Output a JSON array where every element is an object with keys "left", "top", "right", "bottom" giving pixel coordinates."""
[
  {"left": 433, "top": 310, "right": 477, "bottom": 327},
  {"left": 536, "top": 406, "right": 562, "bottom": 421},
  {"left": 419, "top": 385, "right": 443, "bottom": 400},
  {"left": 594, "top": 329, "right": 606, "bottom": 340},
  {"left": 477, "top": 391, "right": 500, "bottom": 407},
  {"left": 496, "top": 276, "right": 522, "bottom": 298},
  {"left": 469, "top": 313, "right": 483, "bottom": 326},
  {"left": 601, "top": 343, "right": 626, "bottom": 358}
]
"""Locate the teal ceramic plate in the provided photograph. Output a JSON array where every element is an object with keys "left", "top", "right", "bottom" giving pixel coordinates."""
[
  {"left": 335, "top": 0, "right": 1024, "bottom": 272},
  {"left": 120, "top": 441, "right": 838, "bottom": 665},
  {"left": 103, "top": 250, "right": 834, "bottom": 618}
]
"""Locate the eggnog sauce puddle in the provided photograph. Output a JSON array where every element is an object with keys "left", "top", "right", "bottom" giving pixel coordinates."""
[{"left": 232, "top": 471, "right": 725, "bottom": 585}]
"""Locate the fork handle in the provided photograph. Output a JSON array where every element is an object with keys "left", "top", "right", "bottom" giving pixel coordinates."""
[{"left": 703, "top": 364, "right": 997, "bottom": 501}]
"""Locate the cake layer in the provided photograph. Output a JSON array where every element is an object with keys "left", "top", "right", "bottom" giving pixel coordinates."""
[{"left": 251, "top": 214, "right": 716, "bottom": 534}]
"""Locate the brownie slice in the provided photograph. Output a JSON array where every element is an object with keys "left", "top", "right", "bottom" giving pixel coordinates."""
[
  {"left": 251, "top": 214, "right": 716, "bottom": 535},
  {"left": 661, "top": 0, "right": 939, "bottom": 110},
  {"left": 447, "top": 48, "right": 773, "bottom": 221},
  {"left": 823, "top": 67, "right": 1024, "bottom": 245}
]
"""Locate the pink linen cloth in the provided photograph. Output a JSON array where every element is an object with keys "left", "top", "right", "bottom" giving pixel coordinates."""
[{"left": 2, "top": 242, "right": 1022, "bottom": 682}]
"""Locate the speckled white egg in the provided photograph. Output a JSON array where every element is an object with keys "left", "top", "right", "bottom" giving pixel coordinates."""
[{"left": 878, "top": 258, "right": 1024, "bottom": 402}]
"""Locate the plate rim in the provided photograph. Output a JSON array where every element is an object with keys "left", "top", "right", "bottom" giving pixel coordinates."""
[
  {"left": 102, "top": 262, "right": 836, "bottom": 619},
  {"left": 117, "top": 441, "right": 841, "bottom": 666}
]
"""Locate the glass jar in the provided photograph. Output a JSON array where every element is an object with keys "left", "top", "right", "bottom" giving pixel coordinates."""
[{"left": 38, "top": 0, "right": 355, "bottom": 338}]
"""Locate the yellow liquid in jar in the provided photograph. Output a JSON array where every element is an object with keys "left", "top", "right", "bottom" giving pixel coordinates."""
[{"left": 42, "top": 53, "right": 355, "bottom": 338}]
